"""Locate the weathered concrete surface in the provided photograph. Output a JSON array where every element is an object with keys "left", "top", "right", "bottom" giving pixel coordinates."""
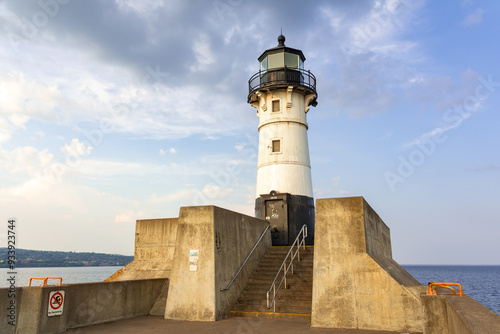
[
  {"left": 0, "top": 278, "right": 166, "bottom": 334},
  {"left": 421, "top": 294, "right": 449, "bottom": 334},
  {"left": 311, "top": 197, "right": 424, "bottom": 333},
  {"left": 149, "top": 280, "right": 170, "bottom": 316},
  {"left": 14, "top": 286, "right": 43, "bottom": 334},
  {"left": 67, "top": 315, "right": 413, "bottom": 334},
  {"left": 422, "top": 295, "right": 500, "bottom": 334},
  {"left": 106, "top": 218, "right": 178, "bottom": 281},
  {"left": 165, "top": 206, "right": 217, "bottom": 321},
  {"left": 165, "top": 205, "right": 270, "bottom": 321}
]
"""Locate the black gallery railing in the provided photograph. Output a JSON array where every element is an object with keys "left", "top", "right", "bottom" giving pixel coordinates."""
[{"left": 248, "top": 67, "right": 317, "bottom": 96}]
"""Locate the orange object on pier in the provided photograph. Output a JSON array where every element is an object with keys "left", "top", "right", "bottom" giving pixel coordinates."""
[{"left": 426, "top": 282, "right": 465, "bottom": 297}]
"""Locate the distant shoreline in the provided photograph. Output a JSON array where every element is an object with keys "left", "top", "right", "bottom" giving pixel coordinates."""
[{"left": 0, "top": 248, "right": 133, "bottom": 268}]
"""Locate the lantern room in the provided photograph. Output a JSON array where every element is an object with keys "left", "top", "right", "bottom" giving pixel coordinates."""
[{"left": 248, "top": 34, "right": 317, "bottom": 104}]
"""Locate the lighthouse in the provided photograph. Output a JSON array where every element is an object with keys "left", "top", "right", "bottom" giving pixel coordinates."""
[{"left": 248, "top": 35, "right": 317, "bottom": 245}]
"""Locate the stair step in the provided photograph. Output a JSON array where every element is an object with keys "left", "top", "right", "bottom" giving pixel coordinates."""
[
  {"left": 233, "top": 304, "right": 313, "bottom": 314},
  {"left": 249, "top": 275, "right": 312, "bottom": 282},
  {"left": 229, "top": 310, "right": 311, "bottom": 320},
  {"left": 247, "top": 281, "right": 313, "bottom": 288},
  {"left": 230, "top": 246, "right": 314, "bottom": 318},
  {"left": 236, "top": 298, "right": 312, "bottom": 307},
  {"left": 238, "top": 290, "right": 312, "bottom": 298}
]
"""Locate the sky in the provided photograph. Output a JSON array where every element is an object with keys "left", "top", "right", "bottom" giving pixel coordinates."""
[{"left": 0, "top": 0, "right": 499, "bottom": 265}]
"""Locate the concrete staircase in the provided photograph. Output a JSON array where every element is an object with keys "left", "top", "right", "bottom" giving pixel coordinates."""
[{"left": 230, "top": 246, "right": 314, "bottom": 319}]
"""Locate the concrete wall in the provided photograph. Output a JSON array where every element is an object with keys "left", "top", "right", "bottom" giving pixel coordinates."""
[
  {"left": 0, "top": 278, "right": 166, "bottom": 334},
  {"left": 213, "top": 207, "right": 271, "bottom": 319},
  {"left": 165, "top": 205, "right": 270, "bottom": 321},
  {"left": 106, "top": 218, "right": 178, "bottom": 281},
  {"left": 311, "top": 196, "right": 424, "bottom": 333},
  {"left": 422, "top": 295, "right": 500, "bottom": 334}
]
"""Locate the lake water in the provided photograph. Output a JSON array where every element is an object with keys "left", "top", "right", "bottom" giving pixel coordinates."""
[
  {"left": 0, "top": 266, "right": 121, "bottom": 288},
  {"left": 403, "top": 265, "right": 500, "bottom": 315},
  {"left": 1, "top": 265, "right": 499, "bottom": 315}
]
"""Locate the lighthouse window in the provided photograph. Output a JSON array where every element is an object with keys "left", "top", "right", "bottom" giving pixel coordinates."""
[
  {"left": 285, "top": 52, "right": 299, "bottom": 69},
  {"left": 272, "top": 100, "right": 280, "bottom": 112},
  {"left": 272, "top": 139, "right": 281, "bottom": 153},
  {"left": 260, "top": 57, "right": 268, "bottom": 71},
  {"left": 268, "top": 53, "right": 284, "bottom": 69}
]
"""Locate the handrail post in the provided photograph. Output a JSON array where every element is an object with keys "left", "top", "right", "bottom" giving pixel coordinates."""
[
  {"left": 303, "top": 226, "right": 307, "bottom": 249},
  {"left": 273, "top": 284, "right": 276, "bottom": 313},
  {"left": 298, "top": 243, "right": 300, "bottom": 262},
  {"left": 284, "top": 265, "right": 287, "bottom": 289}
]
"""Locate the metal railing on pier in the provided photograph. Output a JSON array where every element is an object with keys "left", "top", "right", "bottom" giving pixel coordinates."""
[
  {"left": 221, "top": 224, "right": 271, "bottom": 291},
  {"left": 29, "top": 276, "right": 63, "bottom": 287},
  {"left": 266, "top": 224, "right": 308, "bottom": 312}
]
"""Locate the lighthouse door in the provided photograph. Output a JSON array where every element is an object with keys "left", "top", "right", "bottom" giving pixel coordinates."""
[{"left": 265, "top": 200, "right": 287, "bottom": 246}]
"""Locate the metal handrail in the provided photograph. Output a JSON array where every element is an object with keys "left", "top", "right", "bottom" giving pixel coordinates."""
[
  {"left": 29, "top": 277, "right": 46, "bottom": 287},
  {"left": 427, "top": 282, "right": 466, "bottom": 297},
  {"left": 29, "top": 276, "right": 63, "bottom": 287},
  {"left": 266, "top": 224, "right": 308, "bottom": 312},
  {"left": 46, "top": 276, "right": 63, "bottom": 286},
  {"left": 221, "top": 224, "right": 271, "bottom": 291}
]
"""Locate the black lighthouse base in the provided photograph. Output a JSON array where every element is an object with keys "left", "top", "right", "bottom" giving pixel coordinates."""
[{"left": 255, "top": 192, "right": 315, "bottom": 246}]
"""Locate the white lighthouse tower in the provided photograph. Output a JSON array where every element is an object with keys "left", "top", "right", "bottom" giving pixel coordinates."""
[{"left": 248, "top": 35, "right": 317, "bottom": 245}]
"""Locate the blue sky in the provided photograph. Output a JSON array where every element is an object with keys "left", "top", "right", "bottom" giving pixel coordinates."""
[{"left": 0, "top": 0, "right": 499, "bottom": 264}]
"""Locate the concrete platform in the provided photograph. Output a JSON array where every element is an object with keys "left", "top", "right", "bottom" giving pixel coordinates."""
[{"left": 66, "top": 315, "right": 418, "bottom": 333}]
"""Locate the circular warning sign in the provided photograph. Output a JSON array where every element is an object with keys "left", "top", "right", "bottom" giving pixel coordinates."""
[{"left": 50, "top": 292, "right": 63, "bottom": 310}]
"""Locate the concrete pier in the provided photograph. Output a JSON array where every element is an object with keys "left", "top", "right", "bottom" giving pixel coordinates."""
[
  {"left": 2, "top": 200, "right": 500, "bottom": 333},
  {"left": 0, "top": 279, "right": 166, "bottom": 334},
  {"left": 66, "top": 315, "right": 409, "bottom": 334},
  {"left": 311, "top": 197, "right": 425, "bottom": 332}
]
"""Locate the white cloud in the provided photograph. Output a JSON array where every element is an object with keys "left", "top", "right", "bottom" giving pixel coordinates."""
[
  {"left": 405, "top": 113, "right": 472, "bottom": 148},
  {"left": 320, "top": 7, "right": 345, "bottom": 32},
  {"left": 9, "top": 114, "right": 30, "bottom": 128},
  {"left": 61, "top": 138, "right": 93, "bottom": 157},
  {"left": 462, "top": 7, "right": 483, "bottom": 25},
  {"left": 342, "top": 0, "right": 420, "bottom": 57},
  {"left": 0, "top": 177, "right": 137, "bottom": 253},
  {"left": 0, "top": 72, "right": 61, "bottom": 120},
  {"left": 319, "top": 0, "right": 426, "bottom": 117},
  {"left": 190, "top": 33, "right": 215, "bottom": 72},
  {"left": 0, "top": 117, "right": 14, "bottom": 143},
  {"left": 0, "top": 146, "right": 54, "bottom": 177},
  {"left": 235, "top": 144, "right": 245, "bottom": 151},
  {"left": 159, "top": 147, "right": 177, "bottom": 155},
  {"left": 115, "top": 0, "right": 165, "bottom": 14}
]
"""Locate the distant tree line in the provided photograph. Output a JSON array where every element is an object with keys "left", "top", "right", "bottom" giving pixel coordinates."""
[{"left": 0, "top": 248, "right": 133, "bottom": 268}]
